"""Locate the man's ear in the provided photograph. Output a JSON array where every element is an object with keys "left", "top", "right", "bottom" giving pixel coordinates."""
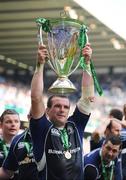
[{"left": 46, "top": 107, "right": 49, "bottom": 115}]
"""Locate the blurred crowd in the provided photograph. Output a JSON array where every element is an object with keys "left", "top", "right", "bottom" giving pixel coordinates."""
[
  {"left": 0, "top": 44, "right": 126, "bottom": 179},
  {"left": 0, "top": 72, "right": 126, "bottom": 128}
]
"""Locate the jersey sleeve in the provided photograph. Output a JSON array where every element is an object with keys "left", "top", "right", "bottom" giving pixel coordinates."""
[
  {"left": 114, "top": 156, "right": 123, "bottom": 180},
  {"left": 69, "top": 106, "right": 90, "bottom": 141}
]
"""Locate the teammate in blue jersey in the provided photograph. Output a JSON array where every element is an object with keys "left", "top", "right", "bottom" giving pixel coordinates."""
[
  {"left": 84, "top": 135, "right": 122, "bottom": 180},
  {"left": 0, "top": 128, "right": 40, "bottom": 180},
  {"left": 0, "top": 109, "right": 20, "bottom": 180},
  {"left": 90, "top": 108, "right": 123, "bottom": 151},
  {"left": 30, "top": 43, "right": 94, "bottom": 180}
]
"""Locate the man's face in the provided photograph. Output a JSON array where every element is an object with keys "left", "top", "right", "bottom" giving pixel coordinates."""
[
  {"left": 110, "top": 120, "right": 122, "bottom": 136},
  {"left": 102, "top": 140, "right": 120, "bottom": 164},
  {"left": 1, "top": 114, "right": 20, "bottom": 137},
  {"left": 46, "top": 97, "right": 70, "bottom": 128}
]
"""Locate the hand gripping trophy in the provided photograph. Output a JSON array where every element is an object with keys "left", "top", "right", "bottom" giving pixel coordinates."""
[{"left": 36, "top": 13, "right": 103, "bottom": 95}]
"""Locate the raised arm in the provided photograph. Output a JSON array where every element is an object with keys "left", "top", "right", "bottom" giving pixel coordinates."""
[
  {"left": 91, "top": 117, "right": 122, "bottom": 145},
  {"left": 31, "top": 45, "right": 49, "bottom": 119},
  {"left": 77, "top": 43, "right": 94, "bottom": 115}
]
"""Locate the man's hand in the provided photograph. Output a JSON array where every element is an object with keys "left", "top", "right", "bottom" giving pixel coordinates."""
[
  {"left": 91, "top": 131, "right": 100, "bottom": 143},
  {"left": 82, "top": 43, "right": 92, "bottom": 64},
  {"left": 37, "top": 45, "right": 49, "bottom": 64}
]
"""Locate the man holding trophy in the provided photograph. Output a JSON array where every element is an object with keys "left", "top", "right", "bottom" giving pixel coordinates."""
[
  {"left": 30, "top": 42, "right": 94, "bottom": 180},
  {"left": 30, "top": 17, "right": 94, "bottom": 180}
]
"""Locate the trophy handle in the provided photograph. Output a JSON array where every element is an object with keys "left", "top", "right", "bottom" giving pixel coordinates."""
[
  {"left": 47, "top": 60, "right": 59, "bottom": 75},
  {"left": 38, "top": 25, "right": 44, "bottom": 45},
  {"left": 67, "top": 61, "right": 80, "bottom": 76},
  {"left": 37, "top": 25, "right": 59, "bottom": 74}
]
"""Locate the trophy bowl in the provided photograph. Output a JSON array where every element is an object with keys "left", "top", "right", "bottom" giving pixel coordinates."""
[{"left": 37, "top": 16, "right": 87, "bottom": 94}]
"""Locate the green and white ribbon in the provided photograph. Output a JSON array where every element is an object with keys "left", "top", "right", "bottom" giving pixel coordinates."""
[
  {"left": 0, "top": 139, "right": 9, "bottom": 157},
  {"left": 78, "top": 25, "right": 103, "bottom": 96},
  {"left": 60, "top": 128, "right": 70, "bottom": 150},
  {"left": 36, "top": 18, "right": 51, "bottom": 32}
]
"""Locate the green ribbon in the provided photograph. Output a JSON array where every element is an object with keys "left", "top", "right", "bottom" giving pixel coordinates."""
[
  {"left": 60, "top": 128, "right": 70, "bottom": 150},
  {"left": 36, "top": 18, "right": 52, "bottom": 33},
  {"left": 90, "top": 61, "right": 103, "bottom": 96},
  {"left": 23, "top": 129, "right": 32, "bottom": 154},
  {"left": 78, "top": 25, "right": 103, "bottom": 96},
  {"left": 101, "top": 156, "right": 114, "bottom": 180},
  {"left": 78, "top": 25, "right": 90, "bottom": 73},
  {"left": 0, "top": 139, "right": 9, "bottom": 157}
]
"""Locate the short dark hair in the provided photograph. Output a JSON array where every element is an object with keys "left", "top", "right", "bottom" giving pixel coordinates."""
[
  {"left": 104, "top": 134, "right": 122, "bottom": 147},
  {"left": 0, "top": 109, "right": 19, "bottom": 123},
  {"left": 109, "top": 108, "right": 123, "bottom": 120},
  {"left": 47, "top": 95, "right": 69, "bottom": 108}
]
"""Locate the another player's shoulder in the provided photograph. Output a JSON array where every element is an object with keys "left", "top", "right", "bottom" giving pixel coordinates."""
[
  {"left": 84, "top": 148, "right": 100, "bottom": 165},
  {"left": 11, "top": 130, "right": 26, "bottom": 144}
]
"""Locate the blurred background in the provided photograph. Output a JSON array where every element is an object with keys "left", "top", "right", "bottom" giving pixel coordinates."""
[{"left": 0, "top": 0, "right": 126, "bottom": 142}]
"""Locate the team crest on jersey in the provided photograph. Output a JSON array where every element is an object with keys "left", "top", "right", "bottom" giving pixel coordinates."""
[
  {"left": 67, "top": 126, "right": 74, "bottom": 135},
  {"left": 51, "top": 128, "right": 60, "bottom": 136},
  {"left": 18, "top": 142, "right": 25, "bottom": 149}
]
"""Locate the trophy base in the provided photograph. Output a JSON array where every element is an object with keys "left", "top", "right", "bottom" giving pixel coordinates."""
[{"left": 48, "top": 78, "right": 76, "bottom": 94}]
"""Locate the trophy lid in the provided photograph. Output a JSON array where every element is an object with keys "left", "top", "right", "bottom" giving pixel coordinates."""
[{"left": 36, "top": 11, "right": 88, "bottom": 33}]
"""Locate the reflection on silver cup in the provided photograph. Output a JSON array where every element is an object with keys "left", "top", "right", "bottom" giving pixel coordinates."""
[{"left": 37, "top": 17, "right": 87, "bottom": 94}]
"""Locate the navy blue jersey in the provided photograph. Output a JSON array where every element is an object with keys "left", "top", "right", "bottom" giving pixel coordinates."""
[
  {"left": 30, "top": 106, "right": 90, "bottom": 180},
  {"left": 0, "top": 137, "right": 17, "bottom": 180},
  {"left": 91, "top": 130, "right": 126, "bottom": 180},
  {"left": 3, "top": 129, "right": 39, "bottom": 180},
  {"left": 84, "top": 148, "right": 122, "bottom": 180}
]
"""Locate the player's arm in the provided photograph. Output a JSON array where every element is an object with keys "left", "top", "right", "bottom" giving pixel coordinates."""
[
  {"left": 31, "top": 45, "right": 49, "bottom": 119},
  {"left": 77, "top": 43, "right": 94, "bottom": 115}
]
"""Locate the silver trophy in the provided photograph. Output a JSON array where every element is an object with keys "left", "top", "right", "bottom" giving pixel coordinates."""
[{"left": 36, "top": 15, "right": 88, "bottom": 94}]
